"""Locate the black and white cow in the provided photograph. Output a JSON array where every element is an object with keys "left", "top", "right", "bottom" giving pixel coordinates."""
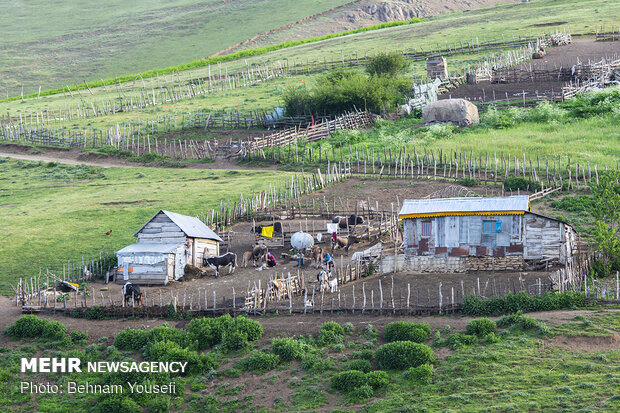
[
  {"left": 123, "top": 282, "right": 143, "bottom": 306},
  {"left": 332, "top": 214, "right": 364, "bottom": 229},
  {"left": 203, "top": 252, "right": 237, "bottom": 277}
]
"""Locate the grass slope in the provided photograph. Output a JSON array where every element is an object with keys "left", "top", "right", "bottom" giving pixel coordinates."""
[
  {"left": 0, "top": 158, "right": 290, "bottom": 293},
  {"left": 0, "top": 0, "right": 350, "bottom": 93}
]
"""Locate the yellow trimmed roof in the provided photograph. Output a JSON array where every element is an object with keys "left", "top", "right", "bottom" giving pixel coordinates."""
[{"left": 399, "top": 196, "right": 531, "bottom": 219}]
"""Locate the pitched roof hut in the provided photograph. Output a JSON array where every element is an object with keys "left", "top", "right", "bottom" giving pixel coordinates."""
[
  {"left": 116, "top": 210, "right": 223, "bottom": 285},
  {"left": 398, "top": 196, "right": 576, "bottom": 273}
]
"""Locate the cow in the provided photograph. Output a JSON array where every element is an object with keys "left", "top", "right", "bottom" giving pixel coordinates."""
[
  {"left": 123, "top": 282, "right": 143, "bottom": 306},
  {"left": 241, "top": 251, "right": 253, "bottom": 268},
  {"left": 331, "top": 235, "right": 360, "bottom": 256},
  {"left": 203, "top": 252, "right": 237, "bottom": 277},
  {"left": 332, "top": 215, "right": 364, "bottom": 229},
  {"left": 252, "top": 245, "right": 268, "bottom": 266},
  {"left": 310, "top": 245, "right": 323, "bottom": 268}
]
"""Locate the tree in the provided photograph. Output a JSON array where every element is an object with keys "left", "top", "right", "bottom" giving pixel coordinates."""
[
  {"left": 366, "top": 52, "right": 409, "bottom": 77},
  {"left": 590, "top": 170, "right": 620, "bottom": 275}
]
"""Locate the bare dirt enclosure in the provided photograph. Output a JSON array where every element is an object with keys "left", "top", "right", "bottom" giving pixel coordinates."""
[{"left": 441, "top": 39, "right": 620, "bottom": 101}]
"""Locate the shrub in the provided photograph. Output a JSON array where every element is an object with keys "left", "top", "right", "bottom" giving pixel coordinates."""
[
  {"left": 366, "top": 52, "right": 409, "bottom": 77},
  {"left": 366, "top": 370, "right": 390, "bottom": 390},
  {"left": 462, "top": 291, "right": 585, "bottom": 316},
  {"left": 187, "top": 315, "right": 233, "bottom": 349},
  {"left": 318, "top": 322, "right": 345, "bottom": 346},
  {"left": 446, "top": 333, "right": 478, "bottom": 349},
  {"left": 113, "top": 329, "right": 149, "bottom": 352},
  {"left": 96, "top": 396, "right": 141, "bottom": 413},
  {"left": 331, "top": 370, "right": 368, "bottom": 393},
  {"left": 4, "top": 315, "right": 53, "bottom": 339},
  {"left": 458, "top": 177, "right": 477, "bottom": 187},
  {"left": 403, "top": 364, "right": 433, "bottom": 384},
  {"left": 232, "top": 316, "right": 263, "bottom": 342},
  {"left": 143, "top": 340, "right": 216, "bottom": 375},
  {"left": 271, "top": 338, "right": 303, "bottom": 362},
  {"left": 347, "top": 359, "right": 372, "bottom": 373},
  {"left": 342, "top": 322, "right": 354, "bottom": 335},
  {"left": 503, "top": 176, "right": 541, "bottom": 192},
  {"left": 347, "top": 384, "right": 374, "bottom": 402},
  {"left": 483, "top": 332, "right": 501, "bottom": 344},
  {"left": 376, "top": 341, "right": 434, "bottom": 370},
  {"left": 352, "top": 349, "right": 374, "bottom": 361},
  {"left": 384, "top": 322, "right": 431, "bottom": 343},
  {"left": 239, "top": 351, "right": 280, "bottom": 374},
  {"left": 466, "top": 318, "right": 497, "bottom": 337},
  {"left": 362, "top": 324, "right": 378, "bottom": 339},
  {"left": 550, "top": 196, "right": 594, "bottom": 213},
  {"left": 221, "top": 330, "right": 248, "bottom": 352},
  {"left": 70, "top": 331, "right": 89, "bottom": 343},
  {"left": 301, "top": 353, "right": 334, "bottom": 373},
  {"left": 85, "top": 306, "right": 107, "bottom": 320},
  {"left": 146, "top": 396, "right": 171, "bottom": 413}
]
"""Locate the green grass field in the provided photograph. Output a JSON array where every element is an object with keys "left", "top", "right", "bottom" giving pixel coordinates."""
[
  {"left": 2, "top": 311, "right": 619, "bottom": 412},
  {"left": 0, "top": 0, "right": 350, "bottom": 93},
  {"left": 0, "top": 158, "right": 291, "bottom": 294}
]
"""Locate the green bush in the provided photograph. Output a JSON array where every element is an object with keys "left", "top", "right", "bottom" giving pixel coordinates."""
[
  {"left": 366, "top": 370, "right": 390, "bottom": 390},
  {"left": 462, "top": 291, "right": 585, "bottom": 316},
  {"left": 458, "top": 177, "right": 478, "bottom": 187},
  {"left": 301, "top": 353, "right": 334, "bottom": 373},
  {"left": 85, "top": 306, "right": 107, "bottom": 320},
  {"left": 187, "top": 315, "right": 232, "bottom": 349},
  {"left": 497, "top": 311, "right": 548, "bottom": 335},
  {"left": 96, "top": 395, "right": 141, "bottom": 413},
  {"left": 238, "top": 351, "right": 280, "bottom": 374},
  {"left": 342, "top": 322, "right": 354, "bottom": 335},
  {"left": 113, "top": 329, "right": 149, "bottom": 352},
  {"left": 70, "top": 331, "right": 89, "bottom": 343},
  {"left": 550, "top": 196, "right": 594, "bottom": 213},
  {"left": 366, "top": 52, "right": 409, "bottom": 77},
  {"left": 483, "top": 332, "right": 501, "bottom": 344},
  {"left": 318, "top": 321, "right": 345, "bottom": 346},
  {"left": 403, "top": 364, "right": 433, "bottom": 384},
  {"left": 352, "top": 349, "right": 374, "bottom": 361},
  {"left": 466, "top": 318, "right": 497, "bottom": 337},
  {"left": 331, "top": 370, "right": 368, "bottom": 393},
  {"left": 271, "top": 338, "right": 303, "bottom": 362},
  {"left": 503, "top": 176, "right": 541, "bottom": 192},
  {"left": 4, "top": 315, "right": 66, "bottom": 340},
  {"left": 376, "top": 341, "right": 434, "bottom": 370},
  {"left": 146, "top": 396, "right": 171, "bottom": 413},
  {"left": 143, "top": 340, "right": 216, "bottom": 375},
  {"left": 347, "top": 384, "right": 374, "bottom": 403},
  {"left": 221, "top": 330, "right": 249, "bottom": 352},
  {"left": 232, "top": 316, "right": 263, "bottom": 342},
  {"left": 446, "top": 333, "right": 478, "bottom": 349},
  {"left": 384, "top": 322, "right": 431, "bottom": 343},
  {"left": 347, "top": 359, "right": 372, "bottom": 373}
]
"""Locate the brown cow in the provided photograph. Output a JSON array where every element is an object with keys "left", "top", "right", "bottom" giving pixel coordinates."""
[
  {"left": 241, "top": 251, "right": 253, "bottom": 268},
  {"left": 331, "top": 235, "right": 360, "bottom": 256}
]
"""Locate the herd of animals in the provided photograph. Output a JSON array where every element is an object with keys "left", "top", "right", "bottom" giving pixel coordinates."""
[{"left": 121, "top": 215, "right": 367, "bottom": 304}]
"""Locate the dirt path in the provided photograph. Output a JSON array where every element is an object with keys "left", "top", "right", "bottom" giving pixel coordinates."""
[{"left": 0, "top": 144, "right": 274, "bottom": 170}]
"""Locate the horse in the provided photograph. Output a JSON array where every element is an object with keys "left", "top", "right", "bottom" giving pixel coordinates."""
[
  {"left": 331, "top": 235, "right": 360, "bottom": 256},
  {"left": 123, "top": 282, "right": 143, "bottom": 306},
  {"left": 203, "top": 252, "right": 237, "bottom": 277}
]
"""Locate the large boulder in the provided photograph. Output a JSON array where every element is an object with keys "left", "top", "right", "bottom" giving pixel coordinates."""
[{"left": 422, "top": 99, "right": 479, "bottom": 126}]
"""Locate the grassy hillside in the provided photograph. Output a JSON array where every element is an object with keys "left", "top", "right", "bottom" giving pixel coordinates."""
[
  {"left": 0, "top": 0, "right": 350, "bottom": 93},
  {"left": 0, "top": 158, "right": 291, "bottom": 293}
]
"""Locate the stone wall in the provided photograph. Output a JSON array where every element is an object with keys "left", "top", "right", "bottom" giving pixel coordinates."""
[{"left": 380, "top": 254, "right": 525, "bottom": 273}]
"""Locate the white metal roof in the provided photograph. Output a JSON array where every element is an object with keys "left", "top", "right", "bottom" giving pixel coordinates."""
[
  {"left": 399, "top": 196, "right": 530, "bottom": 218},
  {"left": 134, "top": 210, "right": 223, "bottom": 242},
  {"left": 117, "top": 242, "right": 183, "bottom": 255}
]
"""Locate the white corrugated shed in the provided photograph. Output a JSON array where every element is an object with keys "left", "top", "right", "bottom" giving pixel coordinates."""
[
  {"left": 117, "top": 243, "right": 182, "bottom": 255},
  {"left": 399, "top": 196, "right": 530, "bottom": 218},
  {"left": 134, "top": 210, "right": 223, "bottom": 242}
]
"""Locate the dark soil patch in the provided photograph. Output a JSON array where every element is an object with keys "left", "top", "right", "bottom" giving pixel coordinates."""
[{"left": 530, "top": 21, "right": 568, "bottom": 27}]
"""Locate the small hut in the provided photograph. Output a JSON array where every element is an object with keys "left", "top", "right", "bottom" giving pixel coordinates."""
[
  {"left": 116, "top": 210, "right": 222, "bottom": 285},
  {"left": 426, "top": 57, "right": 448, "bottom": 79}
]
